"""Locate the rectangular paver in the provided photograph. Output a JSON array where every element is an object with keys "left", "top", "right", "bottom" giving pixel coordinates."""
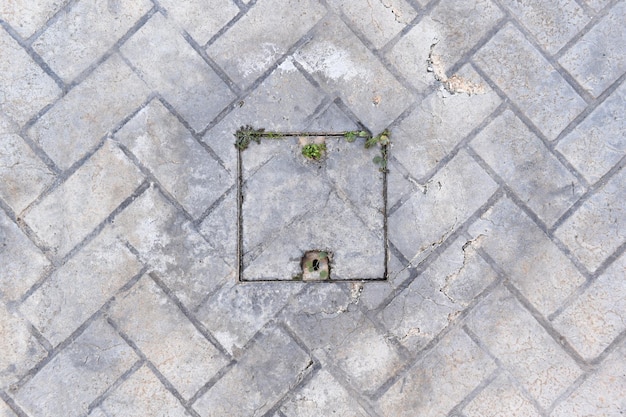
[
  {"left": 471, "top": 109, "right": 584, "bottom": 226},
  {"left": 27, "top": 54, "right": 149, "bottom": 170},
  {"left": 464, "top": 373, "right": 542, "bottom": 417},
  {"left": 466, "top": 286, "right": 583, "bottom": 409},
  {"left": 559, "top": 1, "right": 626, "bottom": 97},
  {"left": 32, "top": 0, "right": 152, "bottom": 83},
  {"left": 468, "top": 197, "right": 585, "bottom": 316},
  {"left": 14, "top": 318, "right": 137, "bottom": 417},
  {"left": 474, "top": 24, "right": 587, "bottom": 140},
  {"left": 23, "top": 140, "right": 144, "bottom": 257},
  {"left": 19, "top": 228, "right": 142, "bottom": 347},
  {"left": 109, "top": 274, "right": 228, "bottom": 400},
  {"left": 555, "top": 166, "right": 626, "bottom": 272}
]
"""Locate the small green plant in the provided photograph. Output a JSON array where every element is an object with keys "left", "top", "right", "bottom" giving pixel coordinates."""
[
  {"left": 365, "top": 129, "right": 390, "bottom": 148},
  {"left": 234, "top": 125, "right": 264, "bottom": 150},
  {"left": 344, "top": 130, "right": 369, "bottom": 143},
  {"left": 301, "top": 143, "right": 326, "bottom": 160}
]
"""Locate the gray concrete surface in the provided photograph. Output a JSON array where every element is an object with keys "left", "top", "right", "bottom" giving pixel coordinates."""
[{"left": 0, "top": 0, "right": 625, "bottom": 415}]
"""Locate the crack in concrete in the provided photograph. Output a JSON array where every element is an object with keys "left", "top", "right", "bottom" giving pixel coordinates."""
[
  {"left": 427, "top": 39, "right": 486, "bottom": 96},
  {"left": 440, "top": 234, "right": 486, "bottom": 303}
]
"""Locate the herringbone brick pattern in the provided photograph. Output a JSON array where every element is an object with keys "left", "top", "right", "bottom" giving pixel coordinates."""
[{"left": 0, "top": 0, "right": 624, "bottom": 415}]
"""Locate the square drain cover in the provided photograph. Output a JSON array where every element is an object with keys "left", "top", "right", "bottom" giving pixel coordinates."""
[{"left": 237, "top": 130, "right": 388, "bottom": 282}]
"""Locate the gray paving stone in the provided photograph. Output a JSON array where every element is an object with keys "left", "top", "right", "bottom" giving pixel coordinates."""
[
  {"left": 19, "top": 228, "right": 142, "bottom": 347},
  {"left": 386, "top": 0, "right": 504, "bottom": 92},
  {"left": 28, "top": 53, "right": 149, "bottom": 170},
  {"left": 559, "top": 1, "right": 626, "bottom": 98},
  {"left": 464, "top": 372, "right": 541, "bottom": 417},
  {"left": 474, "top": 24, "right": 587, "bottom": 140},
  {"left": 471, "top": 109, "right": 584, "bottom": 226},
  {"left": 326, "top": 0, "right": 416, "bottom": 49},
  {"left": 556, "top": 80, "right": 626, "bottom": 184},
  {"left": 0, "top": 0, "right": 64, "bottom": 38},
  {"left": 14, "top": 318, "right": 137, "bottom": 417},
  {"left": 23, "top": 140, "right": 144, "bottom": 257},
  {"left": 90, "top": 365, "right": 189, "bottom": 417},
  {"left": 281, "top": 285, "right": 405, "bottom": 394},
  {"left": 392, "top": 64, "right": 501, "bottom": 180},
  {"left": 195, "top": 281, "right": 298, "bottom": 356},
  {"left": 115, "top": 99, "right": 231, "bottom": 218},
  {"left": 581, "top": 0, "right": 612, "bottom": 12},
  {"left": 499, "top": 0, "right": 590, "bottom": 55},
  {"left": 0, "top": 210, "right": 50, "bottom": 303},
  {"left": 551, "top": 339, "right": 626, "bottom": 417},
  {"left": 109, "top": 274, "right": 228, "bottom": 400},
  {"left": 0, "top": 28, "right": 60, "bottom": 126},
  {"left": 466, "top": 286, "right": 583, "bottom": 409},
  {"left": 468, "top": 197, "right": 585, "bottom": 317},
  {"left": 389, "top": 150, "right": 498, "bottom": 262},
  {"left": 202, "top": 58, "right": 326, "bottom": 175},
  {"left": 0, "top": 302, "right": 47, "bottom": 390},
  {"left": 555, "top": 166, "right": 626, "bottom": 272},
  {"left": 110, "top": 186, "right": 233, "bottom": 310},
  {"left": 121, "top": 13, "right": 235, "bottom": 131},
  {"left": 0, "top": 399, "right": 17, "bottom": 417},
  {"left": 280, "top": 369, "right": 370, "bottom": 417},
  {"left": 295, "top": 15, "right": 414, "bottom": 132},
  {"left": 0, "top": 117, "right": 54, "bottom": 214},
  {"left": 553, "top": 251, "right": 626, "bottom": 361},
  {"left": 32, "top": 0, "right": 152, "bottom": 83},
  {"left": 193, "top": 325, "right": 312, "bottom": 417},
  {"left": 379, "top": 235, "right": 496, "bottom": 353},
  {"left": 206, "top": 0, "right": 326, "bottom": 88},
  {"left": 378, "top": 328, "right": 496, "bottom": 417},
  {"left": 158, "top": 0, "right": 239, "bottom": 45},
  {"left": 198, "top": 190, "right": 237, "bottom": 268}
]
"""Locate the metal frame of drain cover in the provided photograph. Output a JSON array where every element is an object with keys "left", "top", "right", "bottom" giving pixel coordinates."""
[{"left": 236, "top": 128, "right": 389, "bottom": 283}]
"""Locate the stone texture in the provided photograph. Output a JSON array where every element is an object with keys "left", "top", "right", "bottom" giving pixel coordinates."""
[
  {"left": 556, "top": 81, "right": 626, "bottom": 184},
  {"left": 206, "top": 0, "right": 326, "bottom": 88},
  {"left": 378, "top": 328, "right": 496, "bottom": 417},
  {"left": 0, "top": 28, "right": 60, "bottom": 125},
  {"left": 109, "top": 274, "right": 228, "bottom": 400},
  {"left": 379, "top": 235, "right": 496, "bottom": 353},
  {"left": 90, "top": 365, "right": 189, "bottom": 417},
  {"left": 553, "top": 251, "right": 626, "bottom": 361},
  {"left": 110, "top": 186, "right": 233, "bottom": 309},
  {"left": 158, "top": 0, "right": 239, "bottom": 45},
  {"left": 466, "top": 286, "right": 583, "bottom": 409},
  {"left": 27, "top": 54, "right": 149, "bottom": 170},
  {"left": 295, "top": 15, "right": 414, "bottom": 132},
  {"left": 326, "top": 0, "right": 416, "bottom": 49},
  {"left": 0, "top": 210, "right": 50, "bottom": 302},
  {"left": 559, "top": 1, "right": 626, "bottom": 97},
  {"left": 392, "top": 64, "right": 501, "bottom": 180},
  {"left": 32, "top": 0, "right": 152, "bottom": 83},
  {"left": 551, "top": 339, "right": 626, "bottom": 417},
  {"left": 0, "top": 302, "right": 47, "bottom": 390},
  {"left": 281, "top": 285, "right": 406, "bottom": 394},
  {"left": 22, "top": 140, "right": 144, "bottom": 257},
  {"left": 121, "top": 13, "right": 235, "bottom": 131},
  {"left": 14, "top": 318, "right": 136, "bottom": 417},
  {"left": 464, "top": 373, "right": 542, "bottom": 417},
  {"left": 555, "top": 166, "right": 626, "bottom": 272},
  {"left": 280, "top": 369, "right": 370, "bottom": 417},
  {"left": 115, "top": 99, "right": 231, "bottom": 218},
  {"left": 389, "top": 150, "right": 498, "bottom": 262},
  {"left": 468, "top": 198, "right": 585, "bottom": 316},
  {"left": 386, "top": 0, "right": 504, "bottom": 91},
  {"left": 474, "top": 24, "right": 586, "bottom": 140},
  {"left": 20, "top": 228, "right": 142, "bottom": 347},
  {"left": 499, "top": 0, "right": 590, "bottom": 54},
  {"left": 193, "top": 326, "right": 312, "bottom": 417},
  {"left": 0, "top": 117, "right": 54, "bottom": 213},
  {"left": 0, "top": 399, "right": 17, "bottom": 417},
  {"left": 471, "top": 109, "right": 584, "bottom": 226},
  {"left": 0, "top": 0, "right": 64, "bottom": 38}
]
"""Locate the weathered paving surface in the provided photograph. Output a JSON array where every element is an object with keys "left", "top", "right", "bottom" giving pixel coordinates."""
[{"left": 0, "top": 0, "right": 625, "bottom": 415}]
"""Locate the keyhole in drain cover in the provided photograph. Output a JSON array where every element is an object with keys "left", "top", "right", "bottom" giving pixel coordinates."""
[{"left": 312, "top": 259, "right": 320, "bottom": 271}]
